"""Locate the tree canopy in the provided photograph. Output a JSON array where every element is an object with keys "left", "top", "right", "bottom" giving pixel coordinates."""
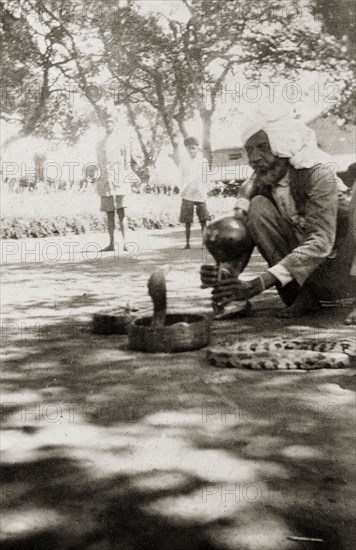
[
  {"left": 1, "top": 0, "right": 355, "bottom": 162},
  {"left": 311, "top": 0, "right": 356, "bottom": 122}
]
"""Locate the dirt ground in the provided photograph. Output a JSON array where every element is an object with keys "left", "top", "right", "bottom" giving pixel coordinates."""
[{"left": 1, "top": 227, "right": 355, "bottom": 550}]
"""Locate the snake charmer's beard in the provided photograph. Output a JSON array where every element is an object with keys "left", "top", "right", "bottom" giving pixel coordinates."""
[{"left": 254, "top": 159, "right": 289, "bottom": 187}]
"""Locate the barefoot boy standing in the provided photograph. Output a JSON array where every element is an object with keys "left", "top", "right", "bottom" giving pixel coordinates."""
[
  {"left": 179, "top": 137, "right": 210, "bottom": 249},
  {"left": 96, "top": 119, "right": 140, "bottom": 252}
]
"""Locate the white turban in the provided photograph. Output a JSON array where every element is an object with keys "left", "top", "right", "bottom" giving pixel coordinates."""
[
  {"left": 241, "top": 117, "right": 321, "bottom": 169},
  {"left": 241, "top": 116, "right": 348, "bottom": 190}
]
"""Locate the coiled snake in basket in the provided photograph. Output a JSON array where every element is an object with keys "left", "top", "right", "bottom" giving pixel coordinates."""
[{"left": 207, "top": 337, "right": 356, "bottom": 370}]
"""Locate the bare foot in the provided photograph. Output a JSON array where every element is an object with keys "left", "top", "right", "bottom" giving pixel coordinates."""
[
  {"left": 344, "top": 307, "right": 356, "bottom": 325},
  {"left": 123, "top": 244, "right": 128, "bottom": 252},
  {"left": 277, "top": 289, "right": 320, "bottom": 319},
  {"left": 184, "top": 244, "right": 191, "bottom": 249},
  {"left": 100, "top": 245, "right": 115, "bottom": 252}
]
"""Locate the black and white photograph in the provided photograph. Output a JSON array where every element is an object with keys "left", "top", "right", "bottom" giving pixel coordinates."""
[{"left": 1, "top": 1, "right": 355, "bottom": 548}]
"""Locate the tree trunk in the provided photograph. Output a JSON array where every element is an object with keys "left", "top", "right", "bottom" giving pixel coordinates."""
[
  {"left": 153, "top": 71, "right": 181, "bottom": 164},
  {"left": 171, "top": 140, "right": 181, "bottom": 166},
  {"left": 126, "top": 103, "right": 151, "bottom": 167},
  {"left": 175, "top": 112, "right": 189, "bottom": 140}
]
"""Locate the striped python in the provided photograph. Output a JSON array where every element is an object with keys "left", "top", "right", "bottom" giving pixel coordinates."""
[{"left": 207, "top": 337, "right": 356, "bottom": 370}]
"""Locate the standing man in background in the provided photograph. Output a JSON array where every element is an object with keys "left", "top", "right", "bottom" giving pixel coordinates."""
[
  {"left": 179, "top": 137, "right": 210, "bottom": 249},
  {"left": 96, "top": 118, "right": 140, "bottom": 253}
]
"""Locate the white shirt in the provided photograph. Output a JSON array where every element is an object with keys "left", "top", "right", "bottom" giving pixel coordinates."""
[
  {"left": 269, "top": 174, "right": 302, "bottom": 285},
  {"left": 179, "top": 151, "right": 207, "bottom": 202},
  {"left": 235, "top": 173, "right": 300, "bottom": 286},
  {"left": 272, "top": 173, "right": 306, "bottom": 238}
]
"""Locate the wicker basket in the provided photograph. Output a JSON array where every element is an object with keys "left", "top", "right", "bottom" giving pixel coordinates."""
[
  {"left": 92, "top": 306, "right": 147, "bottom": 335},
  {"left": 128, "top": 313, "right": 211, "bottom": 353}
]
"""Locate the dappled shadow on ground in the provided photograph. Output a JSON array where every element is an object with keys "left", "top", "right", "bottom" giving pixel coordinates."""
[
  {"left": 2, "top": 320, "right": 355, "bottom": 549},
  {"left": 2, "top": 228, "right": 356, "bottom": 549}
]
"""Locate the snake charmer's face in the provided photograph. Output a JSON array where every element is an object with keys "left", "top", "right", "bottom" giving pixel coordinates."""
[
  {"left": 244, "top": 131, "right": 278, "bottom": 173},
  {"left": 244, "top": 130, "right": 289, "bottom": 185}
]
